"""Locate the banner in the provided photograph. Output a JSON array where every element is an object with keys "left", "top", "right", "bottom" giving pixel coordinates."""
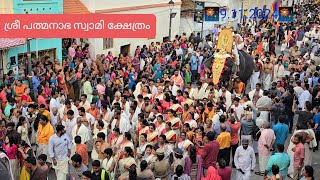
[
  {"left": 204, "top": 7, "right": 220, "bottom": 21},
  {"left": 0, "top": 14, "right": 156, "bottom": 38}
]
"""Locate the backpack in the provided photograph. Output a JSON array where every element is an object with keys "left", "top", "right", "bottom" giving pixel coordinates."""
[{"left": 252, "top": 123, "right": 261, "bottom": 141}]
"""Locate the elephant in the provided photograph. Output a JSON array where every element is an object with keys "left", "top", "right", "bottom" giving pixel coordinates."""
[{"left": 204, "top": 50, "right": 254, "bottom": 83}]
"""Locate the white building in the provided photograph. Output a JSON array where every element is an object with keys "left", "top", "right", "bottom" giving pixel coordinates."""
[{"left": 80, "top": 0, "right": 182, "bottom": 57}]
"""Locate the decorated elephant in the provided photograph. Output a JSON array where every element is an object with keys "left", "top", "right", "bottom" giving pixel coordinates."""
[{"left": 204, "top": 50, "right": 254, "bottom": 83}]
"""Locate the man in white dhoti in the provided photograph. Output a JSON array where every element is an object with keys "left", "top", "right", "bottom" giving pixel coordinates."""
[
  {"left": 250, "top": 57, "right": 262, "bottom": 91},
  {"left": 234, "top": 138, "right": 256, "bottom": 180},
  {"left": 255, "top": 91, "right": 272, "bottom": 128},
  {"left": 170, "top": 69, "right": 184, "bottom": 96},
  {"left": 111, "top": 110, "right": 131, "bottom": 134},
  {"left": 48, "top": 125, "right": 71, "bottom": 180},
  {"left": 257, "top": 122, "right": 275, "bottom": 176},
  {"left": 71, "top": 117, "right": 90, "bottom": 156},
  {"left": 273, "top": 60, "right": 285, "bottom": 82},
  {"left": 262, "top": 58, "right": 273, "bottom": 90},
  {"left": 65, "top": 110, "right": 78, "bottom": 140},
  {"left": 59, "top": 100, "right": 79, "bottom": 125}
]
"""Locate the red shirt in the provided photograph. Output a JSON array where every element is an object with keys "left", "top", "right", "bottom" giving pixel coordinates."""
[
  {"left": 201, "top": 140, "right": 220, "bottom": 169},
  {"left": 226, "top": 121, "right": 241, "bottom": 145}
]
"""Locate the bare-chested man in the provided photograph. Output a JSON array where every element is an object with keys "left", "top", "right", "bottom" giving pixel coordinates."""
[
  {"left": 249, "top": 56, "right": 262, "bottom": 90},
  {"left": 262, "top": 57, "right": 273, "bottom": 90},
  {"left": 94, "top": 132, "right": 110, "bottom": 161},
  {"left": 142, "top": 97, "right": 153, "bottom": 117}
]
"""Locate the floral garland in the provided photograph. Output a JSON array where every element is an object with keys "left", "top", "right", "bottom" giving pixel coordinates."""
[{"left": 212, "top": 51, "right": 230, "bottom": 85}]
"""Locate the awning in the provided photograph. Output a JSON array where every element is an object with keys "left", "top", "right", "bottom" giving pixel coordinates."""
[{"left": 0, "top": 38, "right": 26, "bottom": 50}]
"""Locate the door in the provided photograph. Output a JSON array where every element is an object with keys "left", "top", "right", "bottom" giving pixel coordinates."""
[{"left": 120, "top": 44, "right": 130, "bottom": 56}]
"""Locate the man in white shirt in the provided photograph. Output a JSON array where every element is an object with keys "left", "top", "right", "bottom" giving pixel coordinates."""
[
  {"left": 298, "top": 83, "right": 311, "bottom": 110},
  {"left": 79, "top": 94, "right": 90, "bottom": 111},
  {"left": 229, "top": 97, "right": 244, "bottom": 120},
  {"left": 50, "top": 107, "right": 60, "bottom": 127},
  {"left": 59, "top": 100, "right": 79, "bottom": 123},
  {"left": 294, "top": 80, "right": 304, "bottom": 96},
  {"left": 50, "top": 90, "right": 61, "bottom": 112}
]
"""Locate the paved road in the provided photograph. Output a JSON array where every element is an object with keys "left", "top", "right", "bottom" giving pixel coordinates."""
[
  {"left": 48, "top": 45, "right": 320, "bottom": 180},
  {"left": 47, "top": 134, "right": 320, "bottom": 180}
]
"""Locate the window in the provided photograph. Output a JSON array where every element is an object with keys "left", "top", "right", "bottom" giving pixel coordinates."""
[{"left": 103, "top": 38, "right": 113, "bottom": 49}]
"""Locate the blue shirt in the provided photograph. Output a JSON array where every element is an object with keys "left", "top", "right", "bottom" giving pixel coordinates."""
[
  {"left": 313, "top": 113, "right": 320, "bottom": 131},
  {"left": 48, "top": 133, "right": 71, "bottom": 161},
  {"left": 191, "top": 55, "right": 198, "bottom": 71},
  {"left": 213, "top": 123, "right": 231, "bottom": 139},
  {"left": 272, "top": 123, "right": 289, "bottom": 147},
  {"left": 266, "top": 152, "right": 290, "bottom": 177},
  {"left": 32, "top": 76, "right": 40, "bottom": 92}
]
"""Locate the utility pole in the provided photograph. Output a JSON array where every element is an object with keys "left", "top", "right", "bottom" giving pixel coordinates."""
[
  {"left": 168, "top": 0, "right": 175, "bottom": 41},
  {"left": 27, "top": 38, "right": 35, "bottom": 101}
]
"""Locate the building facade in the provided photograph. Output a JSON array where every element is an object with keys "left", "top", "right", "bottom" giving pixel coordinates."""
[
  {"left": 180, "top": 0, "right": 274, "bottom": 37},
  {"left": 5, "top": 0, "right": 63, "bottom": 74},
  {"left": 80, "top": 0, "right": 182, "bottom": 58}
]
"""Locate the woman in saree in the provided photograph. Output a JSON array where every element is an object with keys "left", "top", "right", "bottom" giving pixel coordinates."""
[
  {"left": 183, "top": 123, "right": 195, "bottom": 142},
  {"left": 155, "top": 115, "right": 166, "bottom": 135},
  {"left": 136, "top": 133, "right": 150, "bottom": 163},
  {"left": 118, "top": 132, "right": 134, "bottom": 160},
  {"left": 118, "top": 147, "right": 137, "bottom": 178},
  {"left": 141, "top": 86, "right": 152, "bottom": 99},
  {"left": 184, "top": 112, "right": 198, "bottom": 130},
  {"left": 65, "top": 68, "right": 76, "bottom": 101},
  {"left": 14, "top": 80, "right": 27, "bottom": 103},
  {"left": 20, "top": 88, "right": 33, "bottom": 105},
  {"left": 110, "top": 128, "right": 124, "bottom": 159},
  {"left": 181, "top": 91, "right": 194, "bottom": 107},
  {"left": 182, "top": 104, "right": 191, "bottom": 123},
  {"left": 17, "top": 117, "right": 31, "bottom": 147},
  {"left": 177, "top": 131, "right": 194, "bottom": 158},
  {"left": 147, "top": 123, "right": 158, "bottom": 146},
  {"left": 166, "top": 109, "right": 182, "bottom": 137},
  {"left": 102, "top": 148, "right": 116, "bottom": 180},
  {"left": 169, "top": 98, "right": 183, "bottom": 117},
  {"left": 161, "top": 93, "right": 172, "bottom": 115},
  {"left": 3, "top": 135, "right": 19, "bottom": 180},
  {"left": 184, "top": 146, "right": 203, "bottom": 180},
  {"left": 138, "top": 120, "right": 149, "bottom": 137},
  {"left": 151, "top": 86, "right": 164, "bottom": 103},
  {"left": 57, "top": 69, "right": 68, "bottom": 96},
  {"left": 194, "top": 127, "right": 206, "bottom": 155},
  {"left": 18, "top": 140, "right": 34, "bottom": 180},
  {"left": 164, "top": 122, "right": 177, "bottom": 149},
  {"left": 153, "top": 59, "right": 162, "bottom": 81}
]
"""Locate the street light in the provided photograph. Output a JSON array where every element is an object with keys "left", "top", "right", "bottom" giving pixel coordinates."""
[{"left": 168, "top": 0, "right": 175, "bottom": 41}]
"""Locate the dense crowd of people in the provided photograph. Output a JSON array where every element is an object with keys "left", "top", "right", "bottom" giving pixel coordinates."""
[{"left": 0, "top": 1, "right": 320, "bottom": 180}]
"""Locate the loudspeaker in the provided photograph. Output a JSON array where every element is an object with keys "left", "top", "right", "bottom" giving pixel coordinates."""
[{"left": 10, "top": 56, "right": 16, "bottom": 65}]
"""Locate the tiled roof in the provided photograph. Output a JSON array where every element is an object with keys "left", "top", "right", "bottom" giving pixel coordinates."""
[
  {"left": 181, "top": 0, "right": 195, "bottom": 11},
  {"left": 0, "top": 38, "right": 26, "bottom": 50},
  {"left": 64, "top": 0, "right": 90, "bottom": 14}
]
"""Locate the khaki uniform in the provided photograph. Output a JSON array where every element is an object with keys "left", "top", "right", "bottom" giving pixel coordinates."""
[
  {"left": 137, "top": 169, "right": 155, "bottom": 180},
  {"left": 170, "top": 158, "right": 185, "bottom": 175},
  {"left": 152, "top": 159, "right": 170, "bottom": 180}
]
